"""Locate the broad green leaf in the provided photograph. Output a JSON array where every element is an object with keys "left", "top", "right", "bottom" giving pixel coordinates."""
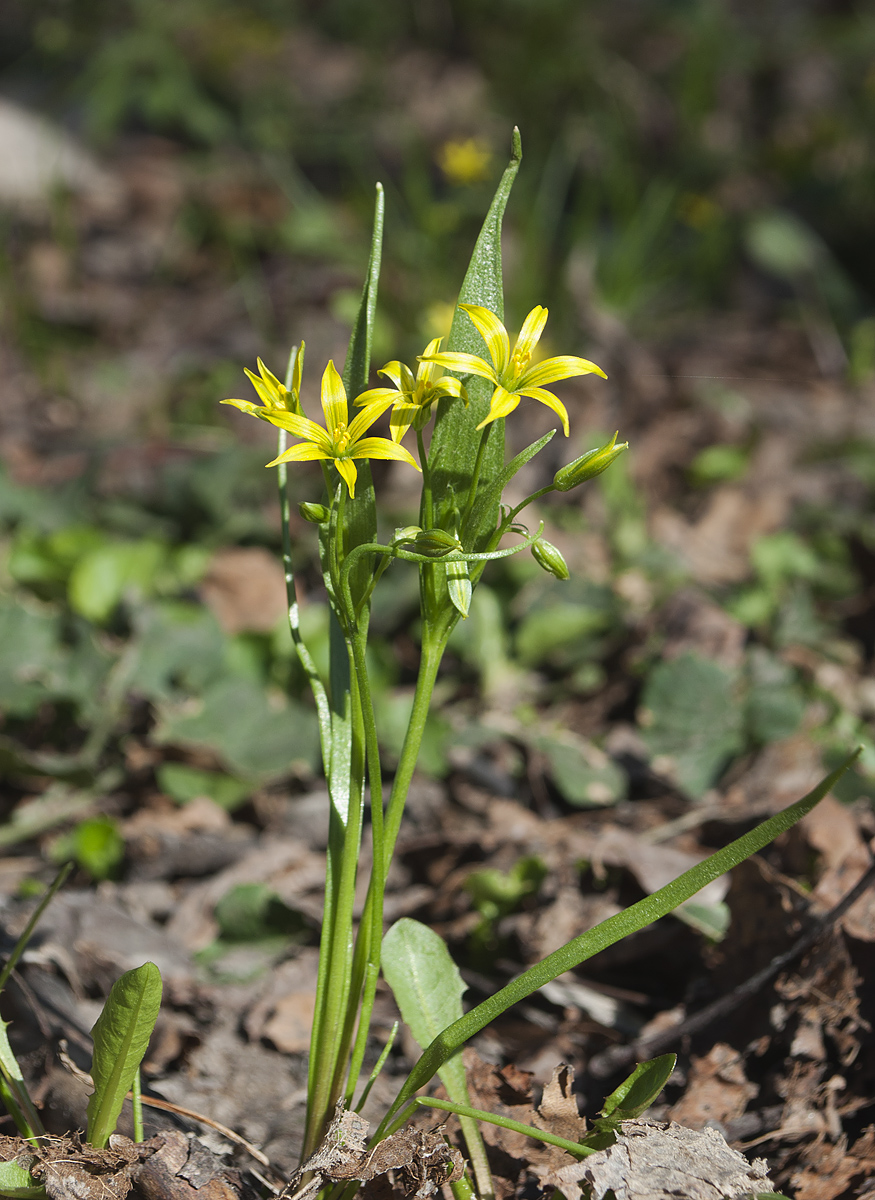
[
  {"left": 68, "top": 539, "right": 167, "bottom": 623},
  {"left": 600, "top": 1054, "right": 676, "bottom": 1122},
  {"left": 464, "top": 430, "right": 555, "bottom": 554},
  {"left": 376, "top": 751, "right": 859, "bottom": 1135},
  {"left": 537, "top": 735, "right": 626, "bottom": 808},
  {"left": 0, "top": 1159, "right": 45, "bottom": 1198},
  {"left": 0, "top": 599, "right": 61, "bottom": 718},
  {"left": 214, "top": 883, "right": 308, "bottom": 943},
  {"left": 156, "top": 763, "right": 251, "bottom": 810},
  {"left": 86, "top": 962, "right": 162, "bottom": 1148},
  {"left": 428, "top": 130, "right": 522, "bottom": 626},
  {"left": 153, "top": 677, "right": 319, "bottom": 779},
  {"left": 382, "top": 920, "right": 494, "bottom": 1199},
  {"left": 129, "top": 603, "right": 226, "bottom": 700},
  {"left": 639, "top": 653, "right": 743, "bottom": 798}
]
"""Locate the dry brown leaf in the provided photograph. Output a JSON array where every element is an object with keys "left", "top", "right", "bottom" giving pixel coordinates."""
[
  {"left": 791, "top": 1125, "right": 875, "bottom": 1200},
  {"left": 199, "top": 547, "right": 287, "bottom": 634},
  {"left": 667, "top": 1043, "right": 757, "bottom": 1129}
]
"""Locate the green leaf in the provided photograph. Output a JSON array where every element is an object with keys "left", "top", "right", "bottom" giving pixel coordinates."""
[
  {"left": 429, "top": 130, "right": 522, "bottom": 591},
  {"left": 0, "top": 1159, "right": 45, "bottom": 1198},
  {"left": 129, "top": 602, "right": 226, "bottom": 700},
  {"left": 382, "top": 920, "right": 494, "bottom": 1199},
  {"left": 639, "top": 653, "right": 743, "bottom": 798},
  {"left": 537, "top": 735, "right": 626, "bottom": 808},
  {"left": 464, "top": 430, "right": 555, "bottom": 547},
  {"left": 68, "top": 540, "right": 167, "bottom": 623},
  {"left": 600, "top": 1054, "right": 676, "bottom": 1122},
  {"left": 86, "top": 962, "right": 163, "bottom": 1148},
  {"left": 156, "top": 763, "right": 251, "bottom": 810},
  {"left": 153, "top": 677, "right": 319, "bottom": 779},
  {"left": 214, "top": 883, "right": 307, "bottom": 943},
  {"left": 376, "top": 751, "right": 859, "bottom": 1136},
  {"left": 50, "top": 817, "right": 124, "bottom": 881},
  {"left": 0, "top": 598, "right": 62, "bottom": 718}
]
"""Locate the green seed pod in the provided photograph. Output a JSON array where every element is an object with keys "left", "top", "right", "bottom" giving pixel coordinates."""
[
  {"left": 531, "top": 538, "right": 570, "bottom": 580},
  {"left": 299, "top": 502, "right": 331, "bottom": 524},
  {"left": 553, "top": 432, "right": 628, "bottom": 492}
]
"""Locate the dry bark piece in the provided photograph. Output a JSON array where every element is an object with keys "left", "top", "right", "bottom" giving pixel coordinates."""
[{"left": 533, "top": 1119, "right": 773, "bottom": 1200}]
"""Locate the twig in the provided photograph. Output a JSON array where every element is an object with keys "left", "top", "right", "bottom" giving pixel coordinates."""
[{"left": 589, "top": 857, "right": 875, "bottom": 1078}]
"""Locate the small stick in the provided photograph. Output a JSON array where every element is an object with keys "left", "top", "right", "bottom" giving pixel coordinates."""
[{"left": 589, "top": 857, "right": 875, "bottom": 1077}]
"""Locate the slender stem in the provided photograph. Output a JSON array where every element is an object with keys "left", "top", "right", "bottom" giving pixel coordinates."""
[
  {"left": 354, "top": 1021, "right": 398, "bottom": 1112},
  {"left": 302, "top": 640, "right": 366, "bottom": 1157},
  {"left": 277, "top": 430, "right": 332, "bottom": 765},
  {"left": 0, "top": 862, "right": 71, "bottom": 998},
  {"left": 131, "top": 1068, "right": 144, "bottom": 1143},
  {"left": 459, "top": 426, "right": 490, "bottom": 534},
  {"left": 416, "top": 1098, "right": 594, "bottom": 1159},
  {"left": 417, "top": 428, "right": 434, "bottom": 530}
]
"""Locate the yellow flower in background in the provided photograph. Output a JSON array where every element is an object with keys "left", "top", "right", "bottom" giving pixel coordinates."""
[
  {"left": 437, "top": 138, "right": 492, "bottom": 186},
  {"left": 355, "top": 338, "right": 467, "bottom": 443},
  {"left": 420, "top": 304, "right": 607, "bottom": 436},
  {"left": 222, "top": 348, "right": 304, "bottom": 418},
  {"left": 260, "top": 360, "right": 420, "bottom": 498}
]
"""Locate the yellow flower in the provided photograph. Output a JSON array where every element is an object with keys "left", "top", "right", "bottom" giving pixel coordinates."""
[
  {"left": 420, "top": 305, "right": 607, "bottom": 435},
  {"left": 437, "top": 138, "right": 492, "bottom": 186},
  {"left": 355, "top": 338, "right": 467, "bottom": 443},
  {"left": 257, "top": 360, "right": 420, "bottom": 498},
  {"left": 222, "top": 348, "right": 304, "bottom": 419}
]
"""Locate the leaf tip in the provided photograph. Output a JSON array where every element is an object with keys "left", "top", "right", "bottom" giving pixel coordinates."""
[{"left": 511, "top": 127, "right": 522, "bottom": 163}]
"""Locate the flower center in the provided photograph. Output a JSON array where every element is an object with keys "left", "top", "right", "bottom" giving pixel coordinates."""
[{"left": 334, "top": 423, "right": 351, "bottom": 454}]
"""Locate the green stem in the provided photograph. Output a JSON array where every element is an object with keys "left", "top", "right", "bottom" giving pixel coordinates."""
[
  {"left": 302, "top": 639, "right": 366, "bottom": 1158},
  {"left": 459, "top": 427, "right": 490, "bottom": 534},
  {"left": 277, "top": 429, "right": 332, "bottom": 765},
  {"left": 417, "top": 428, "right": 434, "bottom": 530},
  {"left": 131, "top": 1069, "right": 143, "bottom": 1143},
  {"left": 0, "top": 862, "right": 71, "bottom": 998},
  {"left": 416, "top": 1098, "right": 594, "bottom": 1159}
]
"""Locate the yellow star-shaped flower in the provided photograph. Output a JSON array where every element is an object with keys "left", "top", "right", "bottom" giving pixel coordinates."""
[
  {"left": 233, "top": 360, "right": 419, "bottom": 498},
  {"left": 420, "top": 304, "right": 607, "bottom": 435},
  {"left": 354, "top": 338, "right": 467, "bottom": 443},
  {"left": 222, "top": 349, "right": 304, "bottom": 419}
]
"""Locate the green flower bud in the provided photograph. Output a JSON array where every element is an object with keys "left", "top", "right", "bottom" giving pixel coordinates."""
[
  {"left": 412, "top": 529, "right": 462, "bottom": 558},
  {"left": 553, "top": 432, "right": 628, "bottom": 492},
  {"left": 299, "top": 502, "right": 330, "bottom": 524},
  {"left": 531, "top": 538, "right": 570, "bottom": 580}
]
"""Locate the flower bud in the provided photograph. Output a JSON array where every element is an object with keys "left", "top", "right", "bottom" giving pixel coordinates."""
[
  {"left": 553, "top": 433, "right": 628, "bottom": 492},
  {"left": 299, "top": 502, "right": 330, "bottom": 524},
  {"left": 531, "top": 538, "right": 570, "bottom": 580},
  {"left": 412, "top": 529, "right": 462, "bottom": 558}
]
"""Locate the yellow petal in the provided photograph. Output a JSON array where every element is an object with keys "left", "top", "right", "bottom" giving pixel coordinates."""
[
  {"left": 320, "top": 360, "right": 348, "bottom": 435},
  {"left": 432, "top": 376, "right": 465, "bottom": 401},
  {"left": 419, "top": 350, "right": 498, "bottom": 384},
  {"left": 389, "top": 403, "right": 419, "bottom": 442},
  {"left": 244, "top": 367, "right": 282, "bottom": 409},
  {"left": 512, "top": 306, "right": 548, "bottom": 368},
  {"left": 347, "top": 394, "right": 397, "bottom": 442},
  {"left": 517, "top": 354, "right": 607, "bottom": 388},
  {"left": 377, "top": 360, "right": 415, "bottom": 395},
  {"left": 257, "top": 356, "right": 286, "bottom": 396},
  {"left": 266, "top": 442, "right": 332, "bottom": 467},
  {"left": 259, "top": 410, "right": 333, "bottom": 450},
  {"left": 221, "top": 398, "right": 262, "bottom": 416},
  {"left": 475, "top": 384, "right": 520, "bottom": 429},
  {"left": 517, "top": 386, "right": 570, "bottom": 436},
  {"left": 459, "top": 304, "right": 510, "bottom": 373},
  {"left": 334, "top": 456, "right": 358, "bottom": 497},
  {"left": 355, "top": 386, "right": 399, "bottom": 409},
  {"left": 351, "top": 438, "right": 422, "bottom": 471},
  {"left": 291, "top": 342, "right": 305, "bottom": 398},
  {"left": 416, "top": 338, "right": 443, "bottom": 382}
]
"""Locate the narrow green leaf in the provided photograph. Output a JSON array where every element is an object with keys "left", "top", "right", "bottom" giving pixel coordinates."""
[
  {"left": 430, "top": 130, "right": 522, "bottom": 557},
  {"left": 382, "top": 920, "right": 494, "bottom": 1199},
  {"left": 340, "top": 182, "right": 384, "bottom": 614},
  {"left": 465, "top": 430, "right": 556, "bottom": 547},
  {"left": 599, "top": 1055, "right": 676, "bottom": 1124},
  {"left": 417, "top": 1097, "right": 595, "bottom": 1159},
  {"left": 86, "top": 962, "right": 162, "bottom": 1148},
  {"left": 378, "top": 751, "right": 859, "bottom": 1134},
  {"left": 0, "top": 1160, "right": 45, "bottom": 1199}
]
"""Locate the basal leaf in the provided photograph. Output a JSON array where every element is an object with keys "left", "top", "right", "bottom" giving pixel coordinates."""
[
  {"left": 382, "top": 919, "right": 494, "bottom": 1199},
  {"left": 86, "top": 962, "right": 162, "bottom": 1148},
  {"left": 0, "top": 1159, "right": 44, "bottom": 1198},
  {"left": 600, "top": 1054, "right": 676, "bottom": 1123}
]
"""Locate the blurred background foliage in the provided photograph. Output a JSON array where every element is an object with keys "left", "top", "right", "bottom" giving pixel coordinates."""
[{"left": 1, "top": 0, "right": 875, "bottom": 870}]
